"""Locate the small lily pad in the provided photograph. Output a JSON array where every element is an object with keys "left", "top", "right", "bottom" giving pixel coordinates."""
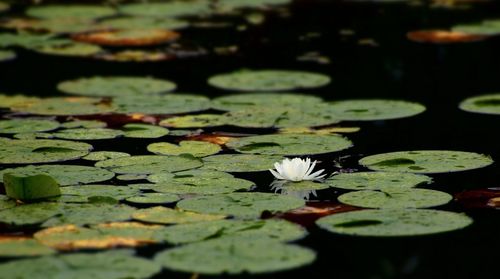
[
  {"left": 202, "top": 154, "right": 283, "bottom": 172},
  {"left": 98, "top": 17, "right": 189, "bottom": 30},
  {"left": 148, "top": 140, "right": 221, "bottom": 157},
  {"left": 58, "top": 76, "right": 176, "bottom": 97},
  {"left": 126, "top": 193, "right": 180, "bottom": 204},
  {"left": 359, "top": 150, "right": 494, "bottom": 174},
  {"left": 83, "top": 151, "right": 131, "bottom": 161},
  {"left": 122, "top": 124, "right": 169, "bottom": 138},
  {"left": 338, "top": 189, "right": 452, "bottom": 209},
  {"left": 95, "top": 155, "right": 203, "bottom": 174},
  {"left": 154, "top": 237, "right": 316, "bottom": 275},
  {"left": 325, "top": 172, "right": 432, "bottom": 190},
  {"left": 0, "top": 50, "right": 15, "bottom": 61},
  {"left": 112, "top": 94, "right": 211, "bottom": 115},
  {"left": 0, "top": 238, "right": 56, "bottom": 257},
  {"left": 61, "top": 120, "right": 107, "bottom": 129},
  {"left": 324, "top": 100, "right": 426, "bottom": 121},
  {"left": 226, "top": 134, "right": 352, "bottom": 155},
  {"left": 316, "top": 209, "right": 473, "bottom": 237},
  {"left": 0, "top": 165, "right": 114, "bottom": 186},
  {"left": 177, "top": 192, "right": 305, "bottom": 218},
  {"left": 459, "top": 94, "right": 500, "bottom": 115},
  {"left": 0, "top": 250, "right": 161, "bottom": 279},
  {"left": 31, "top": 42, "right": 104, "bottom": 57},
  {"left": 133, "top": 206, "right": 226, "bottom": 224},
  {"left": 0, "top": 139, "right": 92, "bottom": 164},
  {"left": 0, "top": 94, "right": 40, "bottom": 108},
  {"left": 208, "top": 70, "right": 331, "bottom": 91},
  {"left": 13, "top": 132, "right": 54, "bottom": 140},
  {"left": 0, "top": 33, "right": 55, "bottom": 48},
  {"left": 119, "top": 1, "right": 211, "bottom": 18},
  {"left": 159, "top": 114, "right": 227, "bottom": 128},
  {"left": 0, "top": 119, "right": 59, "bottom": 134},
  {"left": 52, "top": 128, "right": 124, "bottom": 140},
  {"left": 60, "top": 184, "right": 140, "bottom": 202},
  {"left": 116, "top": 174, "right": 148, "bottom": 181},
  {"left": 211, "top": 93, "right": 323, "bottom": 111},
  {"left": 26, "top": 5, "right": 116, "bottom": 19},
  {"left": 4, "top": 173, "right": 61, "bottom": 201},
  {"left": 11, "top": 97, "right": 113, "bottom": 116},
  {"left": 162, "top": 219, "right": 307, "bottom": 245}
]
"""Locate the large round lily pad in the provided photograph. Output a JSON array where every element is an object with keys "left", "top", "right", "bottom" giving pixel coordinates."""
[
  {"left": 0, "top": 238, "right": 56, "bottom": 257},
  {"left": 459, "top": 94, "right": 500, "bottom": 115},
  {"left": 148, "top": 169, "right": 233, "bottom": 183},
  {"left": 58, "top": 76, "right": 176, "bottom": 97},
  {"left": 162, "top": 219, "right": 307, "bottom": 245},
  {"left": 11, "top": 97, "right": 113, "bottom": 116},
  {"left": 316, "top": 209, "right": 473, "bottom": 237},
  {"left": 122, "top": 124, "right": 169, "bottom": 138},
  {"left": 150, "top": 176, "right": 254, "bottom": 195},
  {"left": 338, "top": 189, "right": 452, "bottom": 209},
  {"left": 147, "top": 140, "right": 221, "bottom": 157},
  {"left": 226, "top": 134, "right": 352, "bottom": 155},
  {"left": 60, "top": 184, "right": 140, "bottom": 202},
  {"left": 211, "top": 93, "right": 324, "bottom": 111},
  {"left": 0, "top": 250, "right": 161, "bottom": 279},
  {"left": 0, "top": 203, "right": 62, "bottom": 226},
  {"left": 26, "top": 5, "right": 116, "bottom": 19},
  {"left": 326, "top": 171, "right": 432, "bottom": 190},
  {"left": 202, "top": 154, "right": 283, "bottom": 172},
  {"left": 177, "top": 192, "right": 305, "bottom": 218},
  {"left": 0, "top": 139, "right": 92, "bottom": 164},
  {"left": 208, "top": 70, "right": 331, "bottom": 91},
  {"left": 112, "top": 94, "right": 210, "bottom": 115},
  {"left": 359, "top": 150, "right": 494, "bottom": 174},
  {"left": 119, "top": 1, "right": 211, "bottom": 18},
  {"left": 95, "top": 155, "right": 203, "bottom": 174},
  {"left": 52, "top": 128, "right": 123, "bottom": 140},
  {"left": 0, "top": 165, "right": 114, "bottom": 186},
  {"left": 0, "top": 119, "right": 59, "bottom": 134},
  {"left": 132, "top": 206, "right": 226, "bottom": 224},
  {"left": 154, "top": 237, "right": 316, "bottom": 275},
  {"left": 324, "top": 100, "right": 426, "bottom": 121}
]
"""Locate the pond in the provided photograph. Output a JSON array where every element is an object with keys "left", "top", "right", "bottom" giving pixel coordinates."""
[{"left": 0, "top": 0, "right": 500, "bottom": 278}]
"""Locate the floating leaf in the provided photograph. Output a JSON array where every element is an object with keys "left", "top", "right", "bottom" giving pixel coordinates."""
[
  {"left": 42, "top": 203, "right": 137, "bottom": 227},
  {"left": 226, "top": 134, "right": 352, "bottom": 155},
  {"left": 0, "top": 238, "right": 55, "bottom": 257},
  {"left": 149, "top": 175, "right": 254, "bottom": 195},
  {"left": 0, "top": 94, "right": 40, "bottom": 108},
  {"left": 202, "top": 154, "right": 283, "bottom": 172},
  {"left": 338, "top": 189, "right": 452, "bottom": 209},
  {"left": 83, "top": 151, "right": 130, "bottom": 161},
  {"left": 316, "top": 209, "right": 473, "bottom": 237},
  {"left": 452, "top": 23, "right": 500, "bottom": 36},
  {"left": 0, "top": 33, "right": 55, "bottom": 48},
  {"left": 359, "top": 150, "right": 493, "bottom": 174},
  {"left": 58, "top": 76, "right": 176, "bottom": 97},
  {"left": 154, "top": 237, "right": 316, "bottom": 275},
  {"left": 177, "top": 192, "right": 305, "bottom": 218},
  {"left": 0, "top": 250, "right": 161, "bottom": 279},
  {"left": 0, "top": 50, "right": 15, "bottom": 62},
  {"left": 4, "top": 173, "right": 61, "bottom": 201},
  {"left": 159, "top": 114, "right": 227, "bottom": 128},
  {"left": 208, "top": 70, "right": 331, "bottom": 91},
  {"left": 119, "top": 1, "right": 211, "bottom": 18},
  {"left": 132, "top": 206, "right": 226, "bottom": 224},
  {"left": 215, "top": 0, "right": 291, "bottom": 11},
  {"left": 211, "top": 93, "right": 323, "bottom": 111},
  {"left": 11, "top": 97, "right": 113, "bottom": 116},
  {"left": 0, "top": 203, "right": 62, "bottom": 226},
  {"left": 148, "top": 169, "right": 233, "bottom": 183},
  {"left": 31, "top": 41, "right": 104, "bottom": 57},
  {"left": 52, "top": 128, "right": 124, "bottom": 140},
  {"left": 72, "top": 29, "right": 180, "bottom": 47},
  {"left": 325, "top": 171, "right": 432, "bottom": 190},
  {"left": 0, "top": 195, "right": 16, "bottom": 210},
  {"left": 162, "top": 219, "right": 307, "bottom": 245},
  {"left": 0, "top": 139, "right": 92, "bottom": 164},
  {"left": 126, "top": 193, "right": 180, "bottom": 204},
  {"left": 116, "top": 174, "right": 148, "bottom": 181},
  {"left": 95, "top": 155, "right": 203, "bottom": 174},
  {"left": 112, "top": 94, "right": 210, "bottom": 115},
  {"left": 61, "top": 120, "right": 107, "bottom": 129},
  {"left": 26, "top": 5, "right": 116, "bottom": 19},
  {"left": 148, "top": 140, "right": 221, "bottom": 157},
  {"left": 98, "top": 17, "right": 189, "bottom": 30},
  {"left": 0, "top": 165, "right": 114, "bottom": 186},
  {"left": 60, "top": 184, "right": 140, "bottom": 202},
  {"left": 324, "top": 100, "right": 426, "bottom": 121},
  {"left": 0, "top": 119, "right": 59, "bottom": 134},
  {"left": 122, "top": 123, "right": 169, "bottom": 138},
  {"left": 459, "top": 94, "right": 500, "bottom": 115}
]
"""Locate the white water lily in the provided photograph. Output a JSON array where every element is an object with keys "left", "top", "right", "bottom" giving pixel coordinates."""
[{"left": 269, "top": 157, "right": 326, "bottom": 182}]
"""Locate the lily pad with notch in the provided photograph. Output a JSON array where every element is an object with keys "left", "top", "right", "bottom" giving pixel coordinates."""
[
  {"left": 0, "top": 119, "right": 59, "bottom": 134},
  {"left": 147, "top": 140, "right": 221, "bottom": 157},
  {"left": 324, "top": 99, "right": 426, "bottom": 121},
  {"left": 0, "top": 139, "right": 92, "bottom": 164},
  {"left": 95, "top": 155, "right": 203, "bottom": 175},
  {"left": 202, "top": 154, "right": 283, "bottom": 172},
  {"left": 112, "top": 94, "right": 211, "bottom": 115},
  {"left": 211, "top": 93, "right": 324, "bottom": 112},
  {"left": 459, "top": 94, "right": 500, "bottom": 115},
  {"left": 326, "top": 171, "right": 433, "bottom": 190},
  {"left": 83, "top": 151, "right": 130, "bottom": 161},
  {"left": 337, "top": 189, "right": 452, "bottom": 209},
  {"left": 11, "top": 97, "right": 113, "bottom": 116},
  {"left": 126, "top": 193, "right": 180, "bottom": 205},
  {"left": 51, "top": 128, "right": 124, "bottom": 140},
  {"left": 132, "top": 206, "right": 226, "bottom": 224},
  {"left": 59, "top": 184, "right": 141, "bottom": 203},
  {"left": 159, "top": 114, "right": 228, "bottom": 128},
  {"left": 122, "top": 123, "right": 169, "bottom": 138},
  {"left": 149, "top": 175, "right": 255, "bottom": 195}
]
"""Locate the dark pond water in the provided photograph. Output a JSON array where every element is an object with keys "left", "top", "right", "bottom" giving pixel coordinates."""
[{"left": 1, "top": 0, "right": 500, "bottom": 278}]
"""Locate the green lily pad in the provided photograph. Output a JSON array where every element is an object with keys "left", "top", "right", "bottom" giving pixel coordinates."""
[
  {"left": 147, "top": 140, "right": 221, "bottom": 157},
  {"left": 162, "top": 219, "right": 307, "bottom": 245},
  {"left": 116, "top": 174, "right": 148, "bottom": 181},
  {"left": 52, "top": 128, "right": 124, "bottom": 140},
  {"left": 58, "top": 76, "right": 176, "bottom": 97},
  {"left": 95, "top": 155, "right": 203, "bottom": 174},
  {"left": 11, "top": 97, "right": 113, "bottom": 116},
  {"left": 159, "top": 114, "right": 227, "bottom": 128},
  {"left": 154, "top": 237, "right": 316, "bottom": 275},
  {"left": 208, "top": 70, "right": 331, "bottom": 91},
  {"left": 0, "top": 119, "right": 59, "bottom": 134},
  {"left": 0, "top": 94, "right": 40, "bottom": 108},
  {"left": 0, "top": 203, "right": 62, "bottom": 226},
  {"left": 359, "top": 150, "right": 494, "bottom": 174},
  {"left": 4, "top": 173, "right": 61, "bottom": 201},
  {"left": 26, "top": 5, "right": 116, "bottom": 19},
  {"left": 99, "top": 17, "right": 189, "bottom": 30},
  {"left": 119, "top": 1, "right": 211, "bottom": 18},
  {"left": 60, "top": 184, "right": 140, "bottom": 202},
  {"left": 0, "top": 165, "right": 114, "bottom": 186},
  {"left": 226, "top": 134, "right": 352, "bottom": 155},
  {"left": 83, "top": 151, "right": 130, "bottom": 161},
  {"left": 0, "top": 195, "right": 16, "bottom": 210},
  {"left": 42, "top": 203, "right": 137, "bottom": 227},
  {"left": 0, "top": 33, "right": 55, "bottom": 48},
  {"left": 0, "top": 239, "right": 56, "bottom": 257},
  {"left": 148, "top": 169, "right": 234, "bottom": 183},
  {"left": 112, "top": 94, "right": 211, "bottom": 115},
  {"left": 122, "top": 123, "right": 169, "bottom": 138},
  {"left": 31, "top": 42, "right": 104, "bottom": 57},
  {"left": 211, "top": 93, "right": 323, "bottom": 111},
  {"left": 202, "top": 154, "right": 283, "bottom": 172},
  {"left": 126, "top": 193, "right": 180, "bottom": 204},
  {"left": 316, "top": 209, "right": 473, "bottom": 237},
  {"left": 338, "top": 189, "right": 452, "bottom": 209},
  {"left": 13, "top": 132, "right": 54, "bottom": 140},
  {"left": 177, "top": 192, "right": 305, "bottom": 218},
  {"left": 324, "top": 100, "right": 426, "bottom": 121},
  {"left": 0, "top": 250, "right": 161, "bottom": 279},
  {"left": 0, "top": 139, "right": 92, "bottom": 164},
  {"left": 0, "top": 50, "right": 15, "bottom": 61},
  {"left": 150, "top": 175, "right": 254, "bottom": 195},
  {"left": 452, "top": 24, "right": 500, "bottom": 36},
  {"left": 61, "top": 120, "right": 107, "bottom": 129},
  {"left": 459, "top": 94, "right": 500, "bottom": 115},
  {"left": 271, "top": 180, "right": 329, "bottom": 192},
  {"left": 216, "top": 0, "right": 291, "bottom": 11},
  {"left": 17, "top": 18, "right": 100, "bottom": 34},
  {"left": 133, "top": 206, "right": 226, "bottom": 224},
  {"left": 325, "top": 172, "right": 432, "bottom": 190}
]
